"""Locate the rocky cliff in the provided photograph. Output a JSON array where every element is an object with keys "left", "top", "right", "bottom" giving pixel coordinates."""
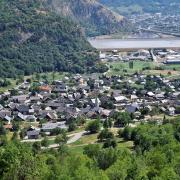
[{"left": 43, "top": 0, "right": 129, "bottom": 36}]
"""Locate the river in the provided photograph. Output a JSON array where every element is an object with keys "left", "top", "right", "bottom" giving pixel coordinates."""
[{"left": 88, "top": 38, "right": 180, "bottom": 50}]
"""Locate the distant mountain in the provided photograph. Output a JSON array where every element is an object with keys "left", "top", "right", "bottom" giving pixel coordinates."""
[
  {"left": 100, "top": 0, "right": 180, "bottom": 15},
  {"left": 43, "top": 0, "right": 129, "bottom": 36},
  {"left": 0, "top": 0, "right": 99, "bottom": 78}
]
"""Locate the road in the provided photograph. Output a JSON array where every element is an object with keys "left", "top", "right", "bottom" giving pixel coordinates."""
[
  {"left": 67, "top": 131, "right": 85, "bottom": 144},
  {"left": 44, "top": 131, "right": 86, "bottom": 149},
  {"left": 22, "top": 131, "right": 86, "bottom": 149}
]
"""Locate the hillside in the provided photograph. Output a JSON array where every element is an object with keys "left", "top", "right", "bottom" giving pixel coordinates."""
[
  {"left": 100, "top": 0, "right": 180, "bottom": 15},
  {"left": 43, "top": 0, "right": 129, "bottom": 36},
  {"left": 0, "top": 0, "right": 98, "bottom": 78}
]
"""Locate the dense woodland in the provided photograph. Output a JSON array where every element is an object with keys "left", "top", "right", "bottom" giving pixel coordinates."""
[
  {"left": 0, "top": 119, "right": 179, "bottom": 179},
  {"left": 0, "top": 0, "right": 101, "bottom": 78}
]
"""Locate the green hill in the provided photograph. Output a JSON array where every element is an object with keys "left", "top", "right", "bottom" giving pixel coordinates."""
[{"left": 0, "top": 0, "right": 98, "bottom": 78}]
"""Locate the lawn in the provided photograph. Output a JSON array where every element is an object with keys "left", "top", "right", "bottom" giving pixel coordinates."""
[
  {"left": 116, "top": 138, "right": 134, "bottom": 150},
  {"left": 70, "top": 133, "right": 98, "bottom": 146},
  {"left": 68, "top": 145, "right": 86, "bottom": 155},
  {"left": 107, "top": 60, "right": 180, "bottom": 77},
  {"left": 0, "top": 79, "right": 17, "bottom": 93},
  {"left": 107, "top": 61, "right": 155, "bottom": 76}
]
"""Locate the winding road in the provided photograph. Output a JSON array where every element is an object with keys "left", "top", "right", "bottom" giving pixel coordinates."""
[{"left": 22, "top": 131, "right": 86, "bottom": 149}]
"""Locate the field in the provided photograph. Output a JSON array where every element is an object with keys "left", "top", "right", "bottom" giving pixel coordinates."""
[
  {"left": 68, "top": 130, "right": 134, "bottom": 155},
  {"left": 0, "top": 79, "right": 17, "bottom": 93},
  {"left": 107, "top": 60, "right": 180, "bottom": 77}
]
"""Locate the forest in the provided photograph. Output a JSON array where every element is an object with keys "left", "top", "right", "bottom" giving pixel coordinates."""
[
  {"left": 0, "top": 0, "right": 101, "bottom": 78},
  {"left": 0, "top": 118, "right": 179, "bottom": 179}
]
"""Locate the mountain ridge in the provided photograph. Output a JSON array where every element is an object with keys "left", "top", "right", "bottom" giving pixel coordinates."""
[{"left": 42, "top": 0, "right": 129, "bottom": 36}]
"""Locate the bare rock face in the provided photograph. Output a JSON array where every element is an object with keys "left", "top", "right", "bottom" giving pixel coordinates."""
[{"left": 43, "top": 0, "right": 129, "bottom": 36}]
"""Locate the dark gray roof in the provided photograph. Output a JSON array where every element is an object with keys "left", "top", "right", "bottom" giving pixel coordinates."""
[
  {"left": 126, "top": 103, "right": 140, "bottom": 113},
  {"left": 27, "top": 130, "right": 40, "bottom": 136},
  {"left": 16, "top": 104, "right": 29, "bottom": 113}
]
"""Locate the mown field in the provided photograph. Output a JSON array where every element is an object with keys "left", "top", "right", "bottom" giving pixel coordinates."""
[{"left": 107, "top": 60, "right": 180, "bottom": 77}]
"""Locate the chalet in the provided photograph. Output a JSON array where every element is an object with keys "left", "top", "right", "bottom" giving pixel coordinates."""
[
  {"left": 41, "top": 122, "right": 67, "bottom": 134},
  {"left": 126, "top": 103, "right": 140, "bottom": 113},
  {"left": 12, "top": 95, "right": 28, "bottom": 103},
  {"left": 16, "top": 104, "right": 29, "bottom": 115},
  {"left": 39, "top": 85, "right": 52, "bottom": 93},
  {"left": 27, "top": 130, "right": 40, "bottom": 139},
  {"left": 0, "top": 110, "right": 12, "bottom": 121},
  {"left": 53, "top": 84, "right": 68, "bottom": 93},
  {"left": 167, "top": 107, "right": 175, "bottom": 116},
  {"left": 114, "top": 96, "right": 128, "bottom": 103}
]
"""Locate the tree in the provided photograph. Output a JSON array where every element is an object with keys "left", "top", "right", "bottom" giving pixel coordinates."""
[
  {"left": 118, "top": 129, "right": 123, "bottom": 138},
  {"left": 68, "top": 122, "right": 77, "bottom": 132},
  {"left": 32, "top": 142, "right": 41, "bottom": 154},
  {"left": 0, "top": 124, "right": 6, "bottom": 135},
  {"left": 41, "top": 137, "right": 49, "bottom": 147},
  {"left": 103, "top": 118, "right": 113, "bottom": 128},
  {"left": 96, "top": 148, "right": 118, "bottom": 170},
  {"left": 55, "top": 133, "right": 68, "bottom": 146},
  {"left": 84, "top": 144, "right": 101, "bottom": 159},
  {"left": 20, "top": 128, "right": 27, "bottom": 139},
  {"left": 52, "top": 71, "right": 56, "bottom": 81},
  {"left": 98, "top": 129, "right": 114, "bottom": 142},
  {"left": 122, "top": 126, "right": 133, "bottom": 140},
  {"left": 129, "top": 61, "right": 134, "bottom": 69},
  {"left": 85, "top": 120, "right": 100, "bottom": 134},
  {"left": 113, "top": 112, "right": 132, "bottom": 127},
  {"left": 12, "top": 121, "right": 20, "bottom": 131},
  {"left": 11, "top": 132, "right": 18, "bottom": 141},
  {"left": 103, "top": 138, "right": 117, "bottom": 148}
]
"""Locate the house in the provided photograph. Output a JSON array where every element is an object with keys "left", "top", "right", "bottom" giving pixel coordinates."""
[
  {"left": 39, "top": 85, "right": 52, "bottom": 93},
  {"left": 17, "top": 113, "right": 36, "bottom": 122},
  {"left": 16, "top": 104, "right": 29, "bottom": 115},
  {"left": 12, "top": 95, "right": 28, "bottom": 103},
  {"left": 41, "top": 122, "right": 67, "bottom": 134},
  {"left": 30, "top": 95, "right": 43, "bottom": 103},
  {"left": 53, "top": 84, "right": 68, "bottom": 93},
  {"left": 155, "top": 93, "right": 165, "bottom": 100},
  {"left": 0, "top": 110, "right": 12, "bottom": 121},
  {"left": 126, "top": 103, "right": 140, "bottom": 113},
  {"left": 25, "top": 115, "right": 37, "bottom": 122},
  {"left": 100, "top": 109, "right": 111, "bottom": 118},
  {"left": 91, "top": 98, "right": 101, "bottom": 107},
  {"left": 114, "top": 96, "right": 128, "bottom": 103},
  {"left": 167, "top": 107, "right": 175, "bottom": 116},
  {"left": 147, "top": 92, "right": 155, "bottom": 97},
  {"left": 130, "top": 95, "right": 138, "bottom": 101},
  {"left": 38, "top": 110, "right": 58, "bottom": 120},
  {"left": 27, "top": 130, "right": 40, "bottom": 139}
]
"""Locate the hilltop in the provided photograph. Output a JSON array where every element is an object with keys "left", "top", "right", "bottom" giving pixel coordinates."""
[
  {"left": 43, "top": 0, "right": 129, "bottom": 36},
  {"left": 0, "top": 0, "right": 99, "bottom": 78}
]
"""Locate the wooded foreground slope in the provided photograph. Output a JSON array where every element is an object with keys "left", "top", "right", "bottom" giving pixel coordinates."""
[{"left": 0, "top": 0, "right": 98, "bottom": 78}]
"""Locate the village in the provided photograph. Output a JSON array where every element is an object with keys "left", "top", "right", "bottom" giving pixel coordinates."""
[
  {"left": 100, "top": 48, "right": 180, "bottom": 64},
  {"left": 0, "top": 60, "right": 180, "bottom": 143}
]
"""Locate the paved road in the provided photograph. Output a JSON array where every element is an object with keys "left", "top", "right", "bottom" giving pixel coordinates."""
[
  {"left": 41, "top": 131, "right": 86, "bottom": 149},
  {"left": 67, "top": 131, "right": 86, "bottom": 144}
]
